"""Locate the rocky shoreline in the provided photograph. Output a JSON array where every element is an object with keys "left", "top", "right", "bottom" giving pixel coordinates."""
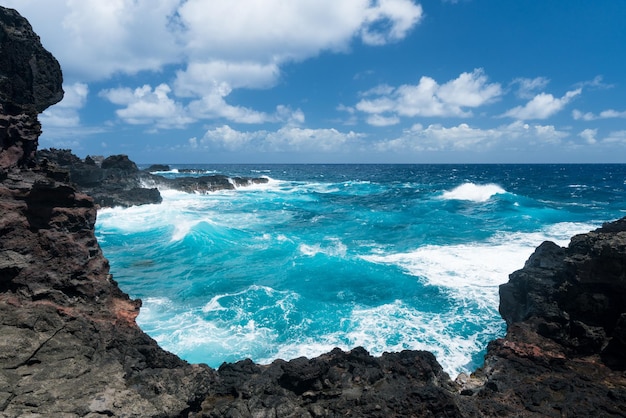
[
  {"left": 1, "top": 6, "right": 625, "bottom": 417},
  {"left": 37, "top": 148, "right": 269, "bottom": 208}
]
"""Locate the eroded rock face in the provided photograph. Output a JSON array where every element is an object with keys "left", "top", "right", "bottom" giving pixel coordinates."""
[
  {"left": 0, "top": 164, "right": 216, "bottom": 417},
  {"left": 0, "top": 6, "right": 63, "bottom": 169},
  {"left": 458, "top": 220, "right": 626, "bottom": 417},
  {"left": 499, "top": 220, "right": 626, "bottom": 367}
]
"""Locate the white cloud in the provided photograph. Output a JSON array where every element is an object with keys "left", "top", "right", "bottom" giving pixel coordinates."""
[
  {"left": 576, "top": 75, "right": 614, "bottom": 90},
  {"left": 40, "top": 82, "right": 89, "bottom": 127},
  {"left": 602, "top": 130, "right": 626, "bottom": 144},
  {"left": 511, "top": 77, "right": 550, "bottom": 99},
  {"left": 9, "top": 0, "right": 422, "bottom": 82},
  {"left": 195, "top": 125, "right": 364, "bottom": 153},
  {"left": 6, "top": 0, "right": 424, "bottom": 132},
  {"left": 266, "top": 127, "right": 362, "bottom": 152},
  {"left": 99, "top": 84, "right": 194, "bottom": 129},
  {"left": 367, "top": 114, "right": 401, "bottom": 126},
  {"left": 178, "top": 0, "right": 422, "bottom": 61},
  {"left": 187, "top": 89, "right": 271, "bottom": 124},
  {"left": 579, "top": 129, "right": 597, "bottom": 144},
  {"left": 437, "top": 69, "right": 503, "bottom": 107},
  {"left": 360, "top": 0, "right": 423, "bottom": 45},
  {"left": 275, "top": 105, "right": 306, "bottom": 126},
  {"left": 503, "top": 88, "right": 581, "bottom": 120},
  {"left": 376, "top": 121, "right": 569, "bottom": 152},
  {"left": 199, "top": 125, "right": 260, "bottom": 151},
  {"left": 3, "top": 0, "right": 183, "bottom": 81},
  {"left": 356, "top": 69, "right": 502, "bottom": 123},
  {"left": 174, "top": 61, "right": 281, "bottom": 97},
  {"left": 573, "top": 108, "right": 626, "bottom": 121}
]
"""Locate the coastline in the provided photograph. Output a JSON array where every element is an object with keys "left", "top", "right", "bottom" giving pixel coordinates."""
[{"left": 1, "top": 6, "right": 625, "bottom": 416}]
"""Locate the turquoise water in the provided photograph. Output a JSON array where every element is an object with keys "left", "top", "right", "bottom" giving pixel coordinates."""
[{"left": 95, "top": 164, "right": 626, "bottom": 376}]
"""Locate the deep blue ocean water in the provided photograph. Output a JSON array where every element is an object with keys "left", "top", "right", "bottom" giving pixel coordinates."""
[{"left": 95, "top": 164, "right": 626, "bottom": 377}]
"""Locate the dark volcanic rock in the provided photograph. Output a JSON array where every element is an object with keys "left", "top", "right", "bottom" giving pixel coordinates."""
[
  {"left": 0, "top": 166, "right": 215, "bottom": 417},
  {"left": 0, "top": 6, "right": 63, "bottom": 169},
  {"left": 198, "top": 347, "right": 461, "bottom": 418},
  {"left": 458, "top": 219, "right": 626, "bottom": 417},
  {"left": 38, "top": 148, "right": 163, "bottom": 207},
  {"left": 38, "top": 148, "right": 269, "bottom": 207},
  {"left": 146, "top": 163, "right": 171, "bottom": 172},
  {"left": 499, "top": 221, "right": 626, "bottom": 365}
]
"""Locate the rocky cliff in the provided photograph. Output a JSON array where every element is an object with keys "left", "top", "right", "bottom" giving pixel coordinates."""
[
  {"left": 0, "top": 6, "right": 625, "bottom": 417},
  {"left": 0, "top": 6, "right": 63, "bottom": 169}
]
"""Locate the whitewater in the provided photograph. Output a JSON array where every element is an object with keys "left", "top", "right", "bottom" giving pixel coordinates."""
[{"left": 95, "top": 164, "right": 626, "bottom": 377}]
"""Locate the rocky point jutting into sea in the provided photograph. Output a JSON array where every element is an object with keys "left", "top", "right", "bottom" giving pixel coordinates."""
[{"left": 0, "top": 6, "right": 625, "bottom": 417}]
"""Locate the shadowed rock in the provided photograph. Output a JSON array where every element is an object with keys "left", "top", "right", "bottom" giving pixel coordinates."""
[{"left": 0, "top": 6, "right": 63, "bottom": 169}]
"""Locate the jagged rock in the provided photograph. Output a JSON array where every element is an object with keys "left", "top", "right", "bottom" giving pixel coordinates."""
[
  {"left": 0, "top": 6, "right": 63, "bottom": 169},
  {"left": 0, "top": 166, "right": 215, "bottom": 417},
  {"left": 101, "top": 154, "right": 138, "bottom": 171},
  {"left": 196, "top": 347, "right": 461, "bottom": 418},
  {"left": 38, "top": 148, "right": 269, "bottom": 207},
  {"left": 499, "top": 221, "right": 626, "bottom": 364},
  {"left": 459, "top": 219, "right": 626, "bottom": 417}
]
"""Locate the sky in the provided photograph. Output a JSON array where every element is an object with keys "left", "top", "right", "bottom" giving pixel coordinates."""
[{"left": 4, "top": 0, "right": 626, "bottom": 164}]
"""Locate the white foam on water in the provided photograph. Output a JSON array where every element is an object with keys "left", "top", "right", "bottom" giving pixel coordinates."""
[
  {"left": 138, "top": 286, "right": 303, "bottom": 365},
  {"left": 441, "top": 182, "right": 506, "bottom": 202},
  {"left": 298, "top": 237, "right": 348, "bottom": 258},
  {"left": 345, "top": 300, "right": 499, "bottom": 377}
]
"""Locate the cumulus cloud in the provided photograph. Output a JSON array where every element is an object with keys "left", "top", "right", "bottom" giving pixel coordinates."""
[
  {"left": 356, "top": 69, "right": 502, "bottom": 124},
  {"left": 99, "top": 84, "right": 194, "bottom": 129},
  {"left": 174, "top": 61, "right": 281, "bottom": 97},
  {"left": 9, "top": 0, "right": 422, "bottom": 81},
  {"left": 502, "top": 88, "right": 581, "bottom": 120},
  {"left": 6, "top": 0, "right": 424, "bottom": 133},
  {"left": 3, "top": 0, "right": 183, "bottom": 81},
  {"left": 602, "top": 130, "right": 626, "bottom": 144},
  {"left": 376, "top": 121, "right": 568, "bottom": 152},
  {"left": 578, "top": 128, "right": 597, "bottom": 144},
  {"left": 367, "top": 114, "right": 401, "bottom": 127},
  {"left": 194, "top": 125, "right": 364, "bottom": 153},
  {"left": 360, "top": 0, "right": 423, "bottom": 46},
  {"left": 178, "top": 0, "right": 422, "bottom": 61}
]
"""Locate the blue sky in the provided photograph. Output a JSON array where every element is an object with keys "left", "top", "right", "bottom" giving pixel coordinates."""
[{"left": 6, "top": 0, "right": 626, "bottom": 163}]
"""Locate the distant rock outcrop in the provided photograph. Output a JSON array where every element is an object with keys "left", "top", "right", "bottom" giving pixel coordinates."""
[
  {"left": 38, "top": 148, "right": 269, "bottom": 208},
  {"left": 0, "top": 6, "right": 63, "bottom": 169}
]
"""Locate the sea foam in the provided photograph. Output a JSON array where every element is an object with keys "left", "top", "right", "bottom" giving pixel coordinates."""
[{"left": 441, "top": 182, "right": 506, "bottom": 202}]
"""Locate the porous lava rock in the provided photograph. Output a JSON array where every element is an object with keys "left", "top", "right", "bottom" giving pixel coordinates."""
[{"left": 0, "top": 6, "right": 63, "bottom": 169}]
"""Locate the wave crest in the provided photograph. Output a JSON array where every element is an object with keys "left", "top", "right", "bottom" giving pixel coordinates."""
[{"left": 441, "top": 182, "right": 506, "bottom": 202}]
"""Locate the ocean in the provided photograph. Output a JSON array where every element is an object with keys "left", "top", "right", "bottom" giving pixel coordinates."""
[{"left": 95, "top": 164, "right": 626, "bottom": 377}]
